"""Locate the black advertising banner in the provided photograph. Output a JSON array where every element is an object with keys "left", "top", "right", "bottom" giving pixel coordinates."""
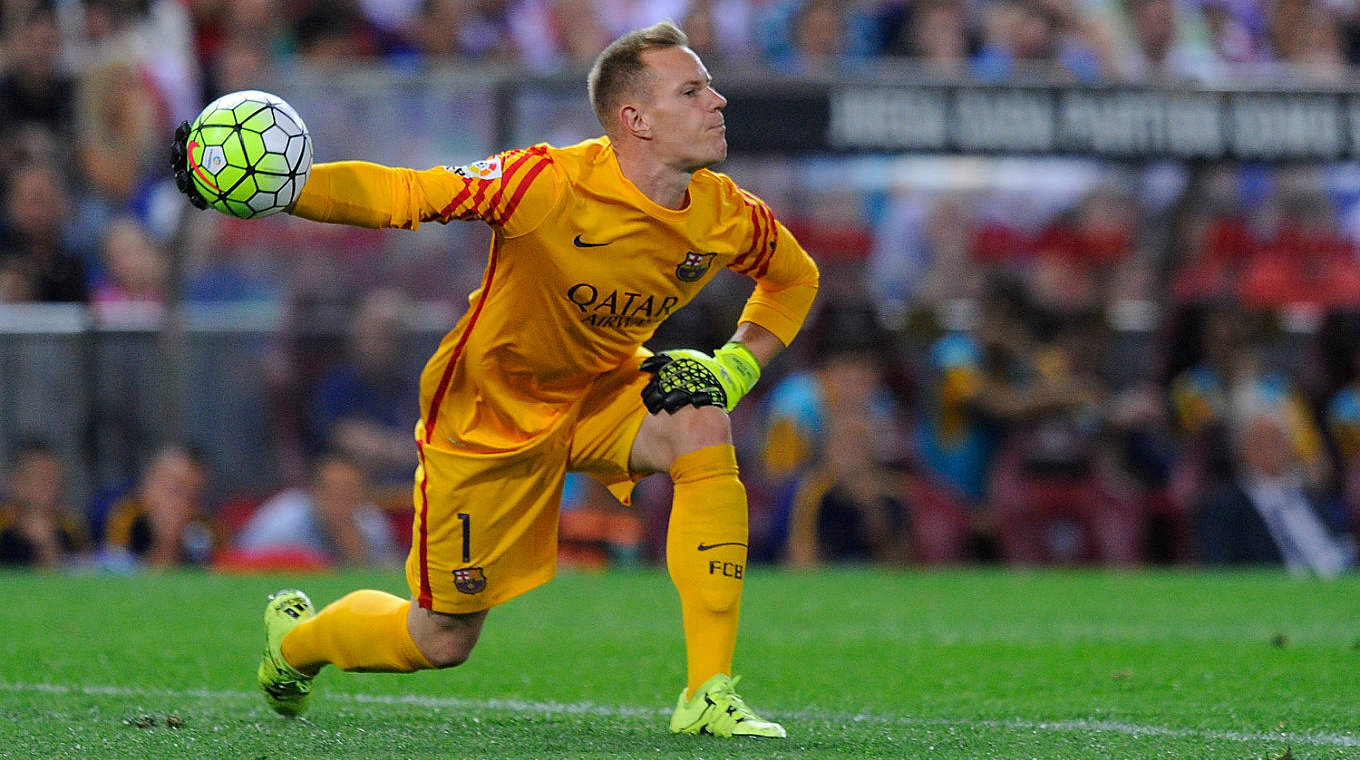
[{"left": 716, "top": 82, "right": 1360, "bottom": 161}]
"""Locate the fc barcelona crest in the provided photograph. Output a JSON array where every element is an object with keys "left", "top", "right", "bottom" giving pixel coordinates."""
[
  {"left": 676, "top": 251, "right": 716, "bottom": 282},
  {"left": 453, "top": 567, "right": 487, "bottom": 594}
]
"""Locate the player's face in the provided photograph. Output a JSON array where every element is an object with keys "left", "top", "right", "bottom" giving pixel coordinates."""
[{"left": 639, "top": 46, "right": 728, "bottom": 172}]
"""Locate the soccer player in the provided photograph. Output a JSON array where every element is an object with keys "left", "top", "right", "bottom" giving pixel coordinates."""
[{"left": 173, "top": 21, "right": 818, "bottom": 737}]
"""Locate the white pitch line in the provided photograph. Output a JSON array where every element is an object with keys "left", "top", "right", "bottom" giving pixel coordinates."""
[{"left": 1, "top": 681, "right": 1356, "bottom": 749}]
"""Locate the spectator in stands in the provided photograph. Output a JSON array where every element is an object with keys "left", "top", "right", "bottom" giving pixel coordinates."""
[
  {"left": 93, "top": 217, "right": 167, "bottom": 307},
  {"left": 758, "top": 0, "right": 872, "bottom": 76},
  {"left": 914, "top": 320, "right": 997, "bottom": 510},
  {"left": 1111, "top": 0, "right": 1219, "bottom": 82},
  {"left": 763, "top": 302, "right": 971, "bottom": 564},
  {"left": 1169, "top": 306, "right": 1331, "bottom": 497},
  {"left": 678, "top": 0, "right": 726, "bottom": 67},
  {"left": 761, "top": 302, "right": 906, "bottom": 488},
  {"left": 1199, "top": 0, "right": 1267, "bottom": 65},
  {"left": 975, "top": 282, "right": 1142, "bottom": 563},
  {"left": 1195, "top": 400, "right": 1354, "bottom": 577},
  {"left": 73, "top": 56, "right": 163, "bottom": 244},
  {"left": 411, "top": 0, "right": 515, "bottom": 63},
  {"left": 972, "top": 0, "right": 1107, "bottom": 81},
  {"left": 308, "top": 287, "right": 419, "bottom": 485},
  {"left": 0, "top": 162, "right": 87, "bottom": 302},
  {"left": 1267, "top": 0, "right": 1345, "bottom": 81},
  {"left": 293, "top": 3, "right": 378, "bottom": 65},
  {"left": 507, "top": 0, "right": 611, "bottom": 72},
  {"left": 0, "top": 439, "right": 89, "bottom": 567},
  {"left": 907, "top": 0, "right": 972, "bottom": 71},
  {"left": 869, "top": 194, "right": 986, "bottom": 324},
  {"left": 101, "top": 442, "right": 214, "bottom": 567},
  {"left": 233, "top": 452, "right": 398, "bottom": 567},
  {"left": 0, "top": 4, "right": 75, "bottom": 171},
  {"left": 0, "top": 254, "right": 35, "bottom": 301}
]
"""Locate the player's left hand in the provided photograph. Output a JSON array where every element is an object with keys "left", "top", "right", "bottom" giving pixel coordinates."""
[
  {"left": 640, "top": 342, "right": 761, "bottom": 414},
  {"left": 170, "top": 121, "right": 208, "bottom": 210}
]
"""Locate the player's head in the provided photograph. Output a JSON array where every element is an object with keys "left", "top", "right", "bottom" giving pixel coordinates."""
[{"left": 588, "top": 20, "right": 728, "bottom": 171}]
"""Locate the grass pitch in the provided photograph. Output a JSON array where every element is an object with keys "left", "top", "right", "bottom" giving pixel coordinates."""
[{"left": 1, "top": 567, "right": 1357, "bottom": 759}]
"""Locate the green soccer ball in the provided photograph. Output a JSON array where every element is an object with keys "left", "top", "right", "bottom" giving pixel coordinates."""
[{"left": 185, "top": 90, "right": 312, "bottom": 219}]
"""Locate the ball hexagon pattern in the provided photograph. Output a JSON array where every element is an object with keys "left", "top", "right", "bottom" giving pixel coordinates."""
[{"left": 185, "top": 90, "right": 312, "bottom": 219}]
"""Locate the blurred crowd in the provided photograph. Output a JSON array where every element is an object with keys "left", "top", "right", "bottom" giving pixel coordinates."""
[{"left": 6, "top": 0, "right": 1360, "bottom": 575}]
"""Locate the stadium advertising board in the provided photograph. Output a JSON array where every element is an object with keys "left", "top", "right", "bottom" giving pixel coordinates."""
[{"left": 719, "top": 82, "right": 1360, "bottom": 160}]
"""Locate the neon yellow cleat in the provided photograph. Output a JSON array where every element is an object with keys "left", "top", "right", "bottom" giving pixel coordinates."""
[
  {"left": 256, "top": 589, "right": 315, "bottom": 716},
  {"left": 668, "top": 673, "right": 786, "bottom": 738}
]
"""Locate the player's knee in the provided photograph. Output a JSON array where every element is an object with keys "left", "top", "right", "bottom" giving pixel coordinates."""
[
  {"left": 420, "top": 631, "right": 476, "bottom": 669},
  {"left": 670, "top": 404, "right": 732, "bottom": 454}
]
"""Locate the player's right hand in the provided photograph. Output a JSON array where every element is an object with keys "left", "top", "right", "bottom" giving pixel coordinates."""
[{"left": 171, "top": 121, "right": 208, "bottom": 210}]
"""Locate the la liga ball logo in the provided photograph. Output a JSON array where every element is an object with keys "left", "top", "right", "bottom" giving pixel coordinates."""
[{"left": 202, "top": 146, "right": 227, "bottom": 173}]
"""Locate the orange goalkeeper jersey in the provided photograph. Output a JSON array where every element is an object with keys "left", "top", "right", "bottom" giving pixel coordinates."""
[{"left": 291, "top": 137, "right": 820, "bottom": 451}]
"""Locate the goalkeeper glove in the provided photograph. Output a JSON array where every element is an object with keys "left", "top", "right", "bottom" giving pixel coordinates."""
[
  {"left": 170, "top": 121, "right": 208, "bottom": 210},
  {"left": 640, "top": 342, "right": 761, "bottom": 414}
]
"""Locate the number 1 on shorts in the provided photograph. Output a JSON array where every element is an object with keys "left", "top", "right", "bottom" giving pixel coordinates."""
[{"left": 457, "top": 512, "right": 471, "bottom": 563}]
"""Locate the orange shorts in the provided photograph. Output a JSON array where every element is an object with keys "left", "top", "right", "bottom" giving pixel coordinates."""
[{"left": 404, "top": 363, "right": 651, "bottom": 613}]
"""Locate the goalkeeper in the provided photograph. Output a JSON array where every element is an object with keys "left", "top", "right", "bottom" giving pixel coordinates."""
[{"left": 175, "top": 21, "right": 818, "bottom": 738}]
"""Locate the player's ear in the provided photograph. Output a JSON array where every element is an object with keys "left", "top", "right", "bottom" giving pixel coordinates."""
[{"left": 620, "top": 104, "right": 651, "bottom": 140}]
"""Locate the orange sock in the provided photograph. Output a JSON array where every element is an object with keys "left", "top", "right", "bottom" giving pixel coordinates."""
[
  {"left": 281, "top": 589, "right": 433, "bottom": 674},
  {"left": 667, "top": 444, "right": 747, "bottom": 698}
]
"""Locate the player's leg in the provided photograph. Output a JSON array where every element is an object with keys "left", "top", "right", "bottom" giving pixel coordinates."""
[
  {"left": 629, "top": 405, "right": 746, "bottom": 693},
  {"left": 634, "top": 407, "right": 784, "bottom": 737},
  {"left": 259, "top": 429, "right": 564, "bottom": 715},
  {"left": 570, "top": 366, "right": 783, "bottom": 737}
]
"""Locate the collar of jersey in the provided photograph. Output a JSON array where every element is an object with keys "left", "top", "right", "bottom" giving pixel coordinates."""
[{"left": 602, "top": 141, "right": 692, "bottom": 221}]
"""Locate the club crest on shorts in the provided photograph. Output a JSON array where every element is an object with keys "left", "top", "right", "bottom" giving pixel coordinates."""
[
  {"left": 676, "top": 251, "right": 716, "bottom": 282},
  {"left": 452, "top": 567, "right": 487, "bottom": 594}
]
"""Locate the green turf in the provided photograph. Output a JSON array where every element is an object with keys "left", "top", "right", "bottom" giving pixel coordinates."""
[{"left": 1, "top": 567, "right": 1357, "bottom": 759}]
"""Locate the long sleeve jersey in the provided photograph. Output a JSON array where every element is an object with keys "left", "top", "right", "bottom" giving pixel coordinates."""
[{"left": 291, "top": 137, "right": 820, "bottom": 451}]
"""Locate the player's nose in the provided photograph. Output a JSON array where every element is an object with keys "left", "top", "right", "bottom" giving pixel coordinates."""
[{"left": 710, "top": 88, "right": 727, "bottom": 110}]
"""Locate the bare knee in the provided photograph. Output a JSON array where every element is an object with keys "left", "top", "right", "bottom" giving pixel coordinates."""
[
  {"left": 632, "top": 404, "right": 735, "bottom": 473},
  {"left": 420, "top": 631, "right": 475, "bottom": 669},
  {"left": 407, "top": 606, "right": 487, "bottom": 669},
  {"left": 663, "top": 405, "right": 732, "bottom": 460}
]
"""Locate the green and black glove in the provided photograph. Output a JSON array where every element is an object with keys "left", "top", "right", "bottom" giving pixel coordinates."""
[
  {"left": 170, "top": 120, "right": 208, "bottom": 210},
  {"left": 640, "top": 342, "right": 761, "bottom": 414}
]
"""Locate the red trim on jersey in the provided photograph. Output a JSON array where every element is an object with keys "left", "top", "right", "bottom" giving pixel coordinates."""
[
  {"left": 422, "top": 241, "right": 500, "bottom": 444},
  {"left": 735, "top": 199, "right": 773, "bottom": 275},
  {"left": 440, "top": 185, "right": 473, "bottom": 221},
  {"left": 499, "top": 156, "right": 551, "bottom": 226},
  {"left": 752, "top": 204, "right": 779, "bottom": 278},
  {"left": 415, "top": 440, "right": 433, "bottom": 609},
  {"left": 484, "top": 149, "right": 530, "bottom": 222},
  {"left": 466, "top": 171, "right": 495, "bottom": 221},
  {"left": 488, "top": 147, "right": 548, "bottom": 225},
  {"left": 730, "top": 202, "right": 763, "bottom": 270}
]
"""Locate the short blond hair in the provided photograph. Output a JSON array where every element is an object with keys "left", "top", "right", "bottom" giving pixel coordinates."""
[{"left": 587, "top": 20, "right": 689, "bottom": 136}]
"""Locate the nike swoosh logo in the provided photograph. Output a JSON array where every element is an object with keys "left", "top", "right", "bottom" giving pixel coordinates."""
[
  {"left": 696, "top": 541, "right": 747, "bottom": 552},
  {"left": 573, "top": 234, "right": 610, "bottom": 248}
]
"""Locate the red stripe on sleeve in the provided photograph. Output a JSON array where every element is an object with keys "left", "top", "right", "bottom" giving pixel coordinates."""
[
  {"left": 466, "top": 172, "right": 496, "bottom": 221},
  {"left": 752, "top": 204, "right": 779, "bottom": 278},
  {"left": 484, "top": 150, "right": 534, "bottom": 222},
  {"left": 735, "top": 200, "right": 773, "bottom": 275},
  {"left": 415, "top": 441, "right": 433, "bottom": 609},
  {"left": 439, "top": 184, "right": 473, "bottom": 220},
  {"left": 498, "top": 157, "right": 551, "bottom": 225},
  {"left": 423, "top": 242, "right": 500, "bottom": 443},
  {"left": 729, "top": 202, "right": 763, "bottom": 270}
]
